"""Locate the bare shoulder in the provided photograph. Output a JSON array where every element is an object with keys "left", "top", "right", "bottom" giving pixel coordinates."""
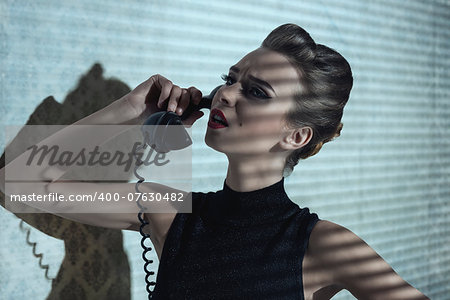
[
  {"left": 305, "top": 220, "right": 429, "bottom": 300},
  {"left": 307, "top": 220, "right": 360, "bottom": 256},
  {"left": 302, "top": 220, "right": 346, "bottom": 299}
]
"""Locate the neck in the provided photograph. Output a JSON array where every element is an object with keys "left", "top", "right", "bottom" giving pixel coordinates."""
[{"left": 225, "top": 153, "right": 286, "bottom": 192}]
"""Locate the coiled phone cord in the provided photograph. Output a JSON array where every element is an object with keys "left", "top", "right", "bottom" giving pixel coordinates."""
[
  {"left": 132, "top": 141, "right": 156, "bottom": 299},
  {"left": 19, "top": 220, "right": 54, "bottom": 281}
]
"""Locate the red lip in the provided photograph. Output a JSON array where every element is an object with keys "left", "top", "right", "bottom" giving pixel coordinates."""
[{"left": 208, "top": 108, "right": 228, "bottom": 129}]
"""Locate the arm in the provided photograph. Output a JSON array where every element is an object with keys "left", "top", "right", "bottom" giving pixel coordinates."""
[
  {"left": 307, "top": 220, "right": 429, "bottom": 300},
  {"left": 45, "top": 180, "right": 183, "bottom": 252},
  {"left": 1, "top": 74, "right": 204, "bottom": 233}
]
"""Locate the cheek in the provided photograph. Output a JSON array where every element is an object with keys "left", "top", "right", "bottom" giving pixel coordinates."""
[{"left": 238, "top": 108, "right": 286, "bottom": 140}]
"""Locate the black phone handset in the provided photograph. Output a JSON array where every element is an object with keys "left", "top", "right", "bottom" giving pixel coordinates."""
[{"left": 132, "top": 85, "right": 221, "bottom": 299}]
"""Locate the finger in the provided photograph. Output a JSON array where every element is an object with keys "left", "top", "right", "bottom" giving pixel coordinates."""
[
  {"left": 188, "top": 86, "right": 203, "bottom": 105},
  {"left": 157, "top": 76, "right": 174, "bottom": 108},
  {"left": 132, "top": 74, "right": 158, "bottom": 98},
  {"left": 167, "top": 85, "right": 182, "bottom": 112},
  {"left": 182, "top": 111, "right": 204, "bottom": 127},
  {"left": 177, "top": 89, "right": 190, "bottom": 116}
]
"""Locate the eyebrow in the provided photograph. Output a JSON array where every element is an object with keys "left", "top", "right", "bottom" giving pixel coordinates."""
[{"left": 229, "top": 65, "right": 276, "bottom": 95}]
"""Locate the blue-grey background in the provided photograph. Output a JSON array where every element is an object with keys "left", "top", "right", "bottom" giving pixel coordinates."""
[{"left": 1, "top": 0, "right": 449, "bottom": 299}]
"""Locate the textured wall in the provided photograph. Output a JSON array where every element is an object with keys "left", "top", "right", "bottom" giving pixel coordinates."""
[{"left": 1, "top": 0, "right": 449, "bottom": 299}]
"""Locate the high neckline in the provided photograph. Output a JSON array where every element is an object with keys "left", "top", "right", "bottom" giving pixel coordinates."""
[
  {"left": 203, "top": 177, "right": 298, "bottom": 227},
  {"left": 223, "top": 177, "right": 285, "bottom": 195}
]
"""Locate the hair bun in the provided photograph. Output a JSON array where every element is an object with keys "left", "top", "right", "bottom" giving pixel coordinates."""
[
  {"left": 334, "top": 122, "right": 343, "bottom": 138},
  {"left": 312, "top": 141, "right": 324, "bottom": 155},
  {"left": 323, "top": 122, "right": 343, "bottom": 144}
]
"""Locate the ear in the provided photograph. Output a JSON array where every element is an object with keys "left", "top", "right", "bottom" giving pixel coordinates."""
[{"left": 280, "top": 126, "right": 313, "bottom": 150}]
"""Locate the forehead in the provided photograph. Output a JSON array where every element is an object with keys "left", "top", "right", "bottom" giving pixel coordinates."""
[{"left": 234, "top": 48, "right": 301, "bottom": 95}]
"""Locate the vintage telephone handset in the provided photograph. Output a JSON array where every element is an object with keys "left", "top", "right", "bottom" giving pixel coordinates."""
[{"left": 132, "top": 85, "right": 221, "bottom": 299}]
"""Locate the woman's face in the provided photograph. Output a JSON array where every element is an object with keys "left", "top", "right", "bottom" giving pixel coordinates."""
[{"left": 205, "top": 47, "right": 303, "bottom": 156}]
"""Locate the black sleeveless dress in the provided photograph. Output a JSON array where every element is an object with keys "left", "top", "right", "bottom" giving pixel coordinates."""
[{"left": 152, "top": 177, "right": 320, "bottom": 299}]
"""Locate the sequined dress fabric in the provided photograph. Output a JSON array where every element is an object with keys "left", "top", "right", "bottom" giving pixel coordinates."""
[{"left": 152, "top": 178, "right": 319, "bottom": 299}]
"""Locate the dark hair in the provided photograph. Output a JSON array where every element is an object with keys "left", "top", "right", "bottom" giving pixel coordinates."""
[{"left": 261, "top": 23, "right": 353, "bottom": 176}]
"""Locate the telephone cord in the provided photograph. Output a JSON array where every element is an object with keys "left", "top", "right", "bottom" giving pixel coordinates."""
[{"left": 133, "top": 141, "right": 156, "bottom": 299}]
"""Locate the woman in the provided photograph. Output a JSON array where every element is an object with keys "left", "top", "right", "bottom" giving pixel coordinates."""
[{"left": 1, "top": 24, "right": 428, "bottom": 299}]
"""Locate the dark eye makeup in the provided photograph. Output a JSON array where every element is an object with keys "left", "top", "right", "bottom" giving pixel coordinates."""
[{"left": 220, "top": 74, "right": 271, "bottom": 100}]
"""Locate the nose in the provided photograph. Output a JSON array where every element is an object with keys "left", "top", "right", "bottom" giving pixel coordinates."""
[{"left": 217, "top": 84, "right": 241, "bottom": 107}]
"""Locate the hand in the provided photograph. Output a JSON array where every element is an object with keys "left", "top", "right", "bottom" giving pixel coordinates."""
[{"left": 120, "top": 74, "right": 205, "bottom": 126}]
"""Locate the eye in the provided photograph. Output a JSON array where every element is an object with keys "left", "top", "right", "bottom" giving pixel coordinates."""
[
  {"left": 249, "top": 87, "right": 269, "bottom": 99},
  {"left": 220, "top": 73, "right": 271, "bottom": 101},
  {"left": 221, "top": 74, "right": 235, "bottom": 86}
]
